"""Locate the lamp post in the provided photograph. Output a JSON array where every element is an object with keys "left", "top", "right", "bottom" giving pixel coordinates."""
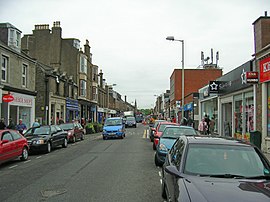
[{"left": 166, "top": 36, "right": 185, "bottom": 122}]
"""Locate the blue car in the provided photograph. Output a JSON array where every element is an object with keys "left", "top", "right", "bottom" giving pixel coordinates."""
[
  {"left": 155, "top": 125, "right": 197, "bottom": 166},
  {"left": 102, "top": 117, "right": 125, "bottom": 140}
]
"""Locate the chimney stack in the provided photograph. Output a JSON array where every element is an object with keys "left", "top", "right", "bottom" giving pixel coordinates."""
[{"left": 253, "top": 11, "right": 270, "bottom": 54}]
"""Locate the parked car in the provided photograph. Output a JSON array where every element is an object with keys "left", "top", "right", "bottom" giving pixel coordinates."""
[
  {"left": 125, "top": 116, "right": 137, "bottom": 128},
  {"left": 161, "top": 135, "right": 270, "bottom": 201},
  {"left": 155, "top": 125, "right": 196, "bottom": 167},
  {"left": 102, "top": 117, "right": 125, "bottom": 140},
  {"left": 59, "top": 122, "right": 84, "bottom": 143},
  {"left": 0, "top": 129, "right": 29, "bottom": 164},
  {"left": 152, "top": 122, "right": 179, "bottom": 150},
  {"left": 149, "top": 119, "right": 166, "bottom": 142},
  {"left": 24, "top": 125, "right": 68, "bottom": 153}
]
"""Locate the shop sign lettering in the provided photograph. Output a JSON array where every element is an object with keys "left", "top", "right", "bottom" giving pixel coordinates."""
[
  {"left": 2, "top": 94, "right": 14, "bottom": 102},
  {"left": 260, "top": 57, "right": 270, "bottom": 83}
]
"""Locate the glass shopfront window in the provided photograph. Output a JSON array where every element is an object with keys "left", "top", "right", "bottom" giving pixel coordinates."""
[
  {"left": 233, "top": 92, "right": 254, "bottom": 140},
  {"left": 234, "top": 95, "right": 242, "bottom": 139}
]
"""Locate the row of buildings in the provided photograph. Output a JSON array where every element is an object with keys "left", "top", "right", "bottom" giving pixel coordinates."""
[
  {"left": 0, "top": 21, "right": 136, "bottom": 128},
  {"left": 154, "top": 13, "right": 270, "bottom": 153}
]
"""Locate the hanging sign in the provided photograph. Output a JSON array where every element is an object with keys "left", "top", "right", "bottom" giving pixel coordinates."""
[
  {"left": 246, "top": 72, "right": 259, "bottom": 84},
  {"left": 2, "top": 94, "right": 14, "bottom": 102}
]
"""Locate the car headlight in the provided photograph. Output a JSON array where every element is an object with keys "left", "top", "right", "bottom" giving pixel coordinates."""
[
  {"left": 159, "top": 144, "right": 168, "bottom": 152},
  {"left": 33, "top": 139, "right": 45, "bottom": 144},
  {"left": 103, "top": 130, "right": 107, "bottom": 133},
  {"left": 68, "top": 132, "right": 72, "bottom": 136}
]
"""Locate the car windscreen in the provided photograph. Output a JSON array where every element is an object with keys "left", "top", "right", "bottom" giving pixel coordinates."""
[
  {"left": 162, "top": 127, "right": 196, "bottom": 139},
  {"left": 184, "top": 144, "right": 269, "bottom": 177},
  {"left": 158, "top": 124, "right": 174, "bottom": 132},
  {"left": 104, "top": 119, "right": 122, "bottom": 126},
  {"left": 25, "top": 126, "right": 50, "bottom": 136},
  {"left": 126, "top": 117, "right": 135, "bottom": 121},
  {"left": 59, "top": 123, "right": 74, "bottom": 130}
]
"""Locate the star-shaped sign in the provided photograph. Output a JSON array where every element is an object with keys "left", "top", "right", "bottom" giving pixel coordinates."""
[{"left": 210, "top": 81, "right": 218, "bottom": 91}]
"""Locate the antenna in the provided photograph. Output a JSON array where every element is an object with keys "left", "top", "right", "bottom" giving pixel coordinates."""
[
  {"left": 201, "top": 51, "right": 204, "bottom": 66},
  {"left": 216, "top": 51, "right": 219, "bottom": 67},
  {"left": 211, "top": 48, "right": 213, "bottom": 64}
]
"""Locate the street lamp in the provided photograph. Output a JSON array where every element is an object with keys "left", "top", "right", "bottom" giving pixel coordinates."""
[{"left": 166, "top": 36, "right": 185, "bottom": 122}]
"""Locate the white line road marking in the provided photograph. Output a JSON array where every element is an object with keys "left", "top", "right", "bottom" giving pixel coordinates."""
[
  {"left": 9, "top": 165, "right": 18, "bottom": 169},
  {"left": 24, "top": 160, "right": 31, "bottom": 163},
  {"left": 160, "top": 179, "right": 162, "bottom": 184},
  {"left": 159, "top": 171, "right": 162, "bottom": 177},
  {"left": 36, "top": 156, "right": 42, "bottom": 159}
]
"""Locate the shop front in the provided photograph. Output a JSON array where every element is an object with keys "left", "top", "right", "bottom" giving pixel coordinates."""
[
  {"left": 259, "top": 56, "right": 270, "bottom": 152},
  {"left": 217, "top": 60, "right": 256, "bottom": 140},
  {"left": 49, "top": 95, "right": 66, "bottom": 125},
  {"left": 199, "top": 85, "right": 218, "bottom": 133},
  {"left": 66, "top": 98, "right": 79, "bottom": 123},
  {"left": 1, "top": 91, "right": 35, "bottom": 128}
]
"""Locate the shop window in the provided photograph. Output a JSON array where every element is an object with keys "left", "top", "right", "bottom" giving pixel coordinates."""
[
  {"left": 234, "top": 98, "right": 243, "bottom": 135},
  {"left": 245, "top": 95, "right": 254, "bottom": 133}
]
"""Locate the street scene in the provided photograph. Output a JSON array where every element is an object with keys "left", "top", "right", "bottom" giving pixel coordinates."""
[{"left": 1, "top": 1, "right": 270, "bottom": 201}]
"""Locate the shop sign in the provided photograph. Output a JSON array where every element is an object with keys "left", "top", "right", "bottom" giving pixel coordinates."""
[
  {"left": 2, "top": 94, "right": 14, "bottom": 102},
  {"left": 260, "top": 57, "right": 270, "bottom": 83},
  {"left": 246, "top": 72, "right": 259, "bottom": 84}
]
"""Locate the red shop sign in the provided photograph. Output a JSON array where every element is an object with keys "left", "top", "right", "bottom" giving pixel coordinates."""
[
  {"left": 260, "top": 57, "right": 270, "bottom": 83},
  {"left": 2, "top": 94, "right": 14, "bottom": 102}
]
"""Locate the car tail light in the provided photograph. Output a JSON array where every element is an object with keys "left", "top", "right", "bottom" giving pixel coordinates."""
[{"left": 154, "top": 138, "right": 159, "bottom": 146}]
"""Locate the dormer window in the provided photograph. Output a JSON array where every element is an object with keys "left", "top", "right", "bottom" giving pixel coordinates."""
[{"left": 8, "top": 28, "right": 21, "bottom": 51}]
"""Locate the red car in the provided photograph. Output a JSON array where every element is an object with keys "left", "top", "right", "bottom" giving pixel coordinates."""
[
  {"left": 152, "top": 122, "right": 180, "bottom": 150},
  {"left": 0, "top": 129, "right": 29, "bottom": 164},
  {"left": 59, "top": 122, "right": 85, "bottom": 143}
]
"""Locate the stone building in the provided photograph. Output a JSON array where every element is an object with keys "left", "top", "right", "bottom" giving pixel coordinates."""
[{"left": 0, "top": 23, "right": 36, "bottom": 128}]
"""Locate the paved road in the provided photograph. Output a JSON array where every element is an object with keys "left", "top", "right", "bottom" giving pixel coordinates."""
[{"left": 0, "top": 124, "right": 163, "bottom": 202}]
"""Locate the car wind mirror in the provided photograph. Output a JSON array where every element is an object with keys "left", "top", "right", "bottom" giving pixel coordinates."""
[
  {"left": 165, "top": 165, "right": 182, "bottom": 178},
  {"left": 1, "top": 139, "right": 9, "bottom": 144}
]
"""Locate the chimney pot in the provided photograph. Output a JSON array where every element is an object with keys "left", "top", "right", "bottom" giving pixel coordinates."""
[{"left": 265, "top": 11, "right": 268, "bottom": 16}]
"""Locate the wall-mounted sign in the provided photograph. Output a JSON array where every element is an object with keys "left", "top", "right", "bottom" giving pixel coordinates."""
[
  {"left": 246, "top": 71, "right": 259, "bottom": 84},
  {"left": 260, "top": 57, "right": 270, "bottom": 83},
  {"left": 2, "top": 94, "right": 14, "bottom": 102}
]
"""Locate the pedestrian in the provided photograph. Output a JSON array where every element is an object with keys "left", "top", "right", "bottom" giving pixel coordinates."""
[
  {"left": 187, "top": 116, "right": 194, "bottom": 127},
  {"left": 16, "top": 119, "right": 27, "bottom": 135},
  {"left": 198, "top": 118, "right": 207, "bottom": 135},
  {"left": 7, "top": 118, "right": 16, "bottom": 129},
  {"left": 172, "top": 116, "right": 176, "bottom": 123},
  {"left": 209, "top": 117, "right": 215, "bottom": 135},
  {"left": 58, "top": 118, "right": 64, "bottom": 124},
  {"left": 204, "top": 115, "right": 210, "bottom": 135},
  {"left": 0, "top": 118, "right": 6, "bottom": 129},
  {"left": 32, "top": 119, "right": 40, "bottom": 127}
]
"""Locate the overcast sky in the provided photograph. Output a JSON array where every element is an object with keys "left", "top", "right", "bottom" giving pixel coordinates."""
[{"left": 1, "top": 0, "right": 269, "bottom": 109}]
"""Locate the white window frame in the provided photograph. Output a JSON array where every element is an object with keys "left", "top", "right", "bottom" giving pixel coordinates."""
[
  {"left": 22, "top": 63, "right": 28, "bottom": 87},
  {"left": 80, "top": 80, "right": 87, "bottom": 97},
  {"left": 80, "top": 55, "right": 87, "bottom": 74},
  {"left": 1, "top": 55, "right": 8, "bottom": 82}
]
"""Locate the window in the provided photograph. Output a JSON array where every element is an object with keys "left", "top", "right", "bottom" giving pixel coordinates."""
[
  {"left": 170, "top": 139, "right": 185, "bottom": 168},
  {"left": 22, "top": 64, "right": 28, "bottom": 87},
  {"left": 1, "top": 55, "right": 8, "bottom": 82},
  {"left": 80, "top": 55, "right": 87, "bottom": 74},
  {"left": 2, "top": 132, "right": 13, "bottom": 141},
  {"left": 10, "top": 131, "right": 22, "bottom": 140},
  {"left": 8, "top": 29, "right": 21, "bottom": 49},
  {"left": 80, "top": 80, "right": 86, "bottom": 97},
  {"left": 92, "top": 86, "right": 97, "bottom": 101}
]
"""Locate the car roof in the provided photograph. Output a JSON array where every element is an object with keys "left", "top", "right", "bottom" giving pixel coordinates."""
[
  {"left": 107, "top": 117, "right": 122, "bottom": 120},
  {"left": 183, "top": 135, "right": 252, "bottom": 147},
  {"left": 164, "top": 125, "right": 194, "bottom": 129}
]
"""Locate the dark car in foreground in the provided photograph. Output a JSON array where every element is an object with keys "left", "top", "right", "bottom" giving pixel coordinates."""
[
  {"left": 155, "top": 125, "right": 196, "bottom": 167},
  {"left": 0, "top": 129, "right": 29, "bottom": 164},
  {"left": 162, "top": 136, "right": 270, "bottom": 202},
  {"left": 24, "top": 125, "right": 68, "bottom": 153},
  {"left": 59, "top": 122, "right": 85, "bottom": 143},
  {"left": 102, "top": 117, "right": 125, "bottom": 140}
]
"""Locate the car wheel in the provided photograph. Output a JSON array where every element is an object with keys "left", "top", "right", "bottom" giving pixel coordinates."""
[
  {"left": 103, "top": 136, "right": 107, "bottom": 140},
  {"left": 155, "top": 153, "right": 162, "bottom": 167},
  {"left": 20, "top": 147, "right": 29, "bottom": 161},
  {"left": 62, "top": 138, "right": 68, "bottom": 148},
  {"left": 81, "top": 134, "right": 84, "bottom": 140},
  {"left": 47, "top": 142, "right": 52, "bottom": 153}
]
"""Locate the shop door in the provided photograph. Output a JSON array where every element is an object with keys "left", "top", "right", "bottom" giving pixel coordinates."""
[{"left": 222, "top": 102, "right": 232, "bottom": 137}]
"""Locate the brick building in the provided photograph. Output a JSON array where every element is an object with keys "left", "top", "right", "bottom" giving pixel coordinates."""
[{"left": 170, "top": 68, "right": 222, "bottom": 123}]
